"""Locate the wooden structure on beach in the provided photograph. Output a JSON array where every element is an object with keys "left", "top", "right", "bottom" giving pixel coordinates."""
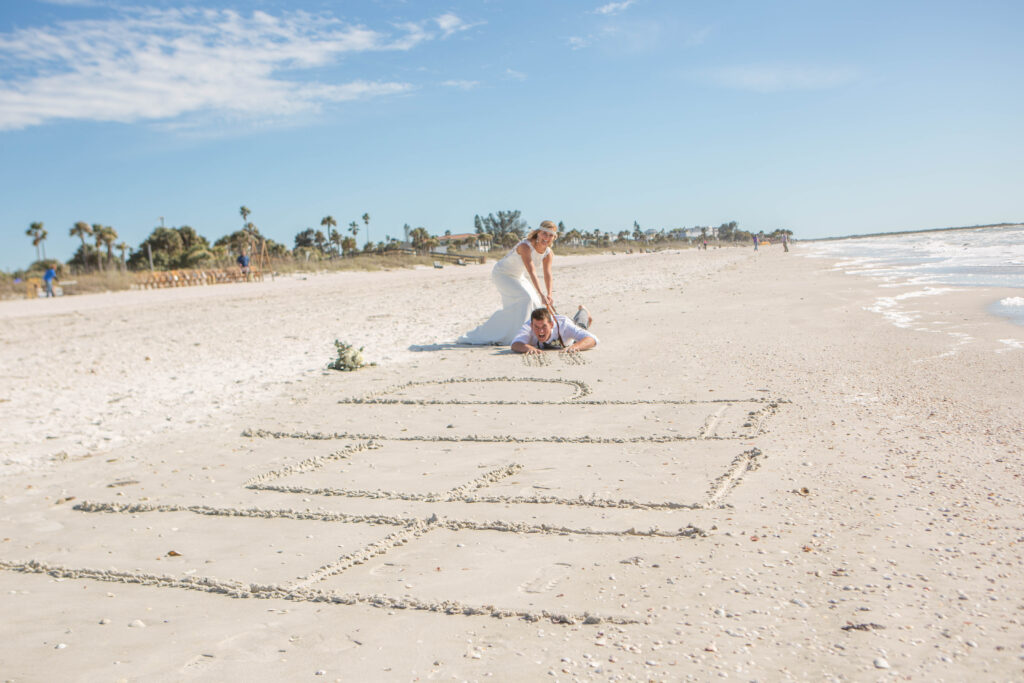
[
  {"left": 134, "top": 268, "right": 264, "bottom": 290},
  {"left": 396, "top": 248, "right": 485, "bottom": 265},
  {"left": 135, "top": 238, "right": 270, "bottom": 289}
]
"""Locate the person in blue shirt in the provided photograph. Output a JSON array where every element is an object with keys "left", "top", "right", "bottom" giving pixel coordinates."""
[
  {"left": 43, "top": 266, "right": 57, "bottom": 297},
  {"left": 237, "top": 250, "right": 251, "bottom": 279}
]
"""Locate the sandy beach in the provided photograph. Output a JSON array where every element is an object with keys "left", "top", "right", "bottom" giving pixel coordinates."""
[{"left": 1, "top": 246, "right": 1022, "bottom": 681}]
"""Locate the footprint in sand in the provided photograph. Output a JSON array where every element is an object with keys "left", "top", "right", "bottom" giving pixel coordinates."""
[
  {"left": 182, "top": 654, "right": 216, "bottom": 672},
  {"left": 517, "top": 562, "right": 573, "bottom": 594},
  {"left": 368, "top": 562, "right": 408, "bottom": 576}
]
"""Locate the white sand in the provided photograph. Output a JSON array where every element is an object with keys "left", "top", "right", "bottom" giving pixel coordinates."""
[{"left": 1, "top": 246, "right": 1022, "bottom": 681}]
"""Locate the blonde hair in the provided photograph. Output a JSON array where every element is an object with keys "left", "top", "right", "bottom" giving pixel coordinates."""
[{"left": 527, "top": 219, "right": 559, "bottom": 243}]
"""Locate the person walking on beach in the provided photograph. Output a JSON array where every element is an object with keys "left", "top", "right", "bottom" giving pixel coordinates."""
[
  {"left": 511, "top": 307, "right": 598, "bottom": 354},
  {"left": 458, "top": 220, "right": 558, "bottom": 345},
  {"left": 753, "top": 234, "right": 759, "bottom": 251},
  {"left": 782, "top": 233, "right": 789, "bottom": 252},
  {"left": 43, "top": 265, "right": 57, "bottom": 297}
]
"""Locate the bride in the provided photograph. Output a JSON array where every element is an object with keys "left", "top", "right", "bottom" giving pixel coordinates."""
[{"left": 458, "top": 220, "right": 558, "bottom": 345}]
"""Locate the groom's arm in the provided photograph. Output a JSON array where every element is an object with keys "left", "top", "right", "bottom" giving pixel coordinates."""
[
  {"left": 510, "top": 324, "right": 541, "bottom": 354},
  {"left": 511, "top": 340, "right": 542, "bottom": 354},
  {"left": 563, "top": 336, "right": 596, "bottom": 352},
  {"left": 559, "top": 319, "right": 598, "bottom": 352}
]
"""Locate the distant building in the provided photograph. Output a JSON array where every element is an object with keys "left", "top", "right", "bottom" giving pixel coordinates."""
[
  {"left": 682, "top": 227, "right": 719, "bottom": 239},
  {"left": 437, "top": 232, "right": 492, "bottom": 252},
  {"left": 437, "top": 232, "right": 477, "bottom": 244}
]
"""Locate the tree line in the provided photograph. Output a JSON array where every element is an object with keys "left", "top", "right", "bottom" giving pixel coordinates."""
[{"left": 14, "top": 207, "right": 793, "bottom": 277}]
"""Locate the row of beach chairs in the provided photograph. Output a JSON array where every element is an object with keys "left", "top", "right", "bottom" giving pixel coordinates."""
[{"left": 134, "top": 268, "right": 263, "bottom": 289}]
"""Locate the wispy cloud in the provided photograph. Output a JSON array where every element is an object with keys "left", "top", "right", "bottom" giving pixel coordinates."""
[
  {"left": 504, "top": 68, "right": 527, "bottom": 81},
  {"left": 441, "top": 79, "right": 479, "bottom": 90},
  {"left": 0, "top": 8, "right": 475, "bottom": 131},
  {"left": 435, "top": 12, "right": 482, "bottom": 38},
  {"left": 37, "top": 0, "right": 103, "bottom": 6},
  {"left": 594, "top": 0, "right": 637, "bottom": 16},
  {"left": 568, "top": 36, "right": 590, "bottom": 50},
  {"left": 697, "top": 65, "right": 860, "bottom": 92}
]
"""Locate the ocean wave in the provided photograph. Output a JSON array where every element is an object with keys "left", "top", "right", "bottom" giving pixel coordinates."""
[
  {"left": 803, "top": 225, "right": 1024, "bottom": 289},
  {"left": 999, "top": 296, "right": 1024, "bottom": 306}
]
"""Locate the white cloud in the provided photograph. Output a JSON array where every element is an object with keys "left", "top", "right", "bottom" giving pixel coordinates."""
[
  {"left": 504, "top": 68, "right": 527, "bottom": 81},
  {"left": 441, "top": 80, "right": 479, "bottom": 90},
  {"left": 0, "top": 8, "right": 439, "bottom": 131},
  {"left": 568, "top": 36, "right": 590, "bottom": 50},
  {"left": 435, "top": 12, "right": 478, "bottom": 38},
  {"left": 698, "top": 65, "right": 859, "bottom": 92},
  {"left": 594, "top": 0, "right": 637, "bottom": 16}
]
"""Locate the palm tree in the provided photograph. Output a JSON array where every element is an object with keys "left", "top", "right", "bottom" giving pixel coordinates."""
[
  {"left": 409, "top": 227, "right": 430, "bottom": 252},
  {"left": 26, "top": 222, "right": 44, "bottom": 262},
  {"left": 38, "top": 225, "right": 48, "bottom": 260},
  {"left": 348, "top": 221, "right": 359, "bottom": 245},
  {"left": 240, "top": 206, "right": 251, "bottom": 225},
  {"left": 321, "top": 215, "right": 337, "bottom": 256},
  {"left": 101, "top": 226, "right": 118, "bottom": 267},
  {"left": 330, "top": 231, "right": 343, "bottom": 255},
  {"left": 362, "top": 213, "right": 370, "bottom": 250},
  {"left": 244, "top": 221, "right": 257, "bottom": 255},
  {"left": 116, "top": 241, "right": 129, "bottom": 270},
  {"left": 70, "top": 221, "right": 93, "bottom": 270},
  {"left": 91, "top": 223, "right": 106, "bottom": 271}
]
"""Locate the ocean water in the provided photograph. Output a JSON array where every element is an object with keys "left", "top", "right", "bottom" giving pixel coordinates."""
[{"left": 803, "top": 225, "right": 1024, "bottom": 327}]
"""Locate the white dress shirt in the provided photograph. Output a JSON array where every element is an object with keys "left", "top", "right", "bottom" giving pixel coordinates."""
[{"left": 511, "top": 315, "right": 598, "bottom": 349}]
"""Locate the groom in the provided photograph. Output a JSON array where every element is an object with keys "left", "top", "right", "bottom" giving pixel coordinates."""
[{"left": 511, "top": 307, "right": 598, "bottom": 354}]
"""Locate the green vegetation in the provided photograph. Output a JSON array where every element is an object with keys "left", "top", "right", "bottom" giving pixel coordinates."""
[
  {"left": 327, "top": 340, "right": 373, "bottom": 371},
  {"left": 5, "top": 207, "right": 796, "bottom": 298}
]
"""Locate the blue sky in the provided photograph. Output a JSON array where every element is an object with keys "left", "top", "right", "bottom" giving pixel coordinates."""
[{"left": 2, "top": 0, "right": 1023, "bottom": 270}]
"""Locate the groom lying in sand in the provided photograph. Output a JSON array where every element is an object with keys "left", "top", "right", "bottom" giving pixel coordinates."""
[{"left": 511, "top": 306, "right": 598, "bottom": 354}]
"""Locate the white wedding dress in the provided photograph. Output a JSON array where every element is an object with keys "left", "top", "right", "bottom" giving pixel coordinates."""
[{"left": 458, "top": 240, "right": 550, "bottom": 345}]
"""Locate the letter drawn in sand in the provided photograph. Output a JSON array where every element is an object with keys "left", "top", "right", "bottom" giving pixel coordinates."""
[{"left": 1, "top": 376, "right": 783, "bottom": 625}]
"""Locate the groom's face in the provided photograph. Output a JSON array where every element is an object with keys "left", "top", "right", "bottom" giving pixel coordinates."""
[{"left": 531, "top": 316, "right": 553, "bottom": 342}]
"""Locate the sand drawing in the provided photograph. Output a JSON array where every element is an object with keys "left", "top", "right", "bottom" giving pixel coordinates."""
[
  {"left": 3, "top": 376, "right": 783, "bottom": 625},
  {"left": 521, "top": 352, "right": 550, "bottom": 367}
]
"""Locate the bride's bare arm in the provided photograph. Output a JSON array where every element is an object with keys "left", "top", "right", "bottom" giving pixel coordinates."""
[
  {"left": 518, "top": 243, "right": 549, "bottom": 306},
  {"left": 542, "top": 252, "right": 553, "bottom": 303}
]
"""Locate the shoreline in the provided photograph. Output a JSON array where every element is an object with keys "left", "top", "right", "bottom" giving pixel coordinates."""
[
  {"left": 1, "top": 246, "right": 1022, "bottom": 680},
  {"left": 802, "top": 221, "right": 1024, "bottom": 242}
]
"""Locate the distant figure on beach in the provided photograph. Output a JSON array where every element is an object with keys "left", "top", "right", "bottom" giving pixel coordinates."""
[
  {"left": 458, "top": 220, "right": 558, "bottom": 345},
  {"left": 753, "top": 234, "right": 759, "bottom": 251},
  {"left": 511, "top": 307, "right": 598, "bottom": 354},
  {"left": 43, "top": 266, "right": 57, "bottom": 298},
  {"left": 237, "top": 250, "right": 251, "bottom": 279},
  {"left": 782, "top": 233, "right": 789, "bottom": 252}
]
